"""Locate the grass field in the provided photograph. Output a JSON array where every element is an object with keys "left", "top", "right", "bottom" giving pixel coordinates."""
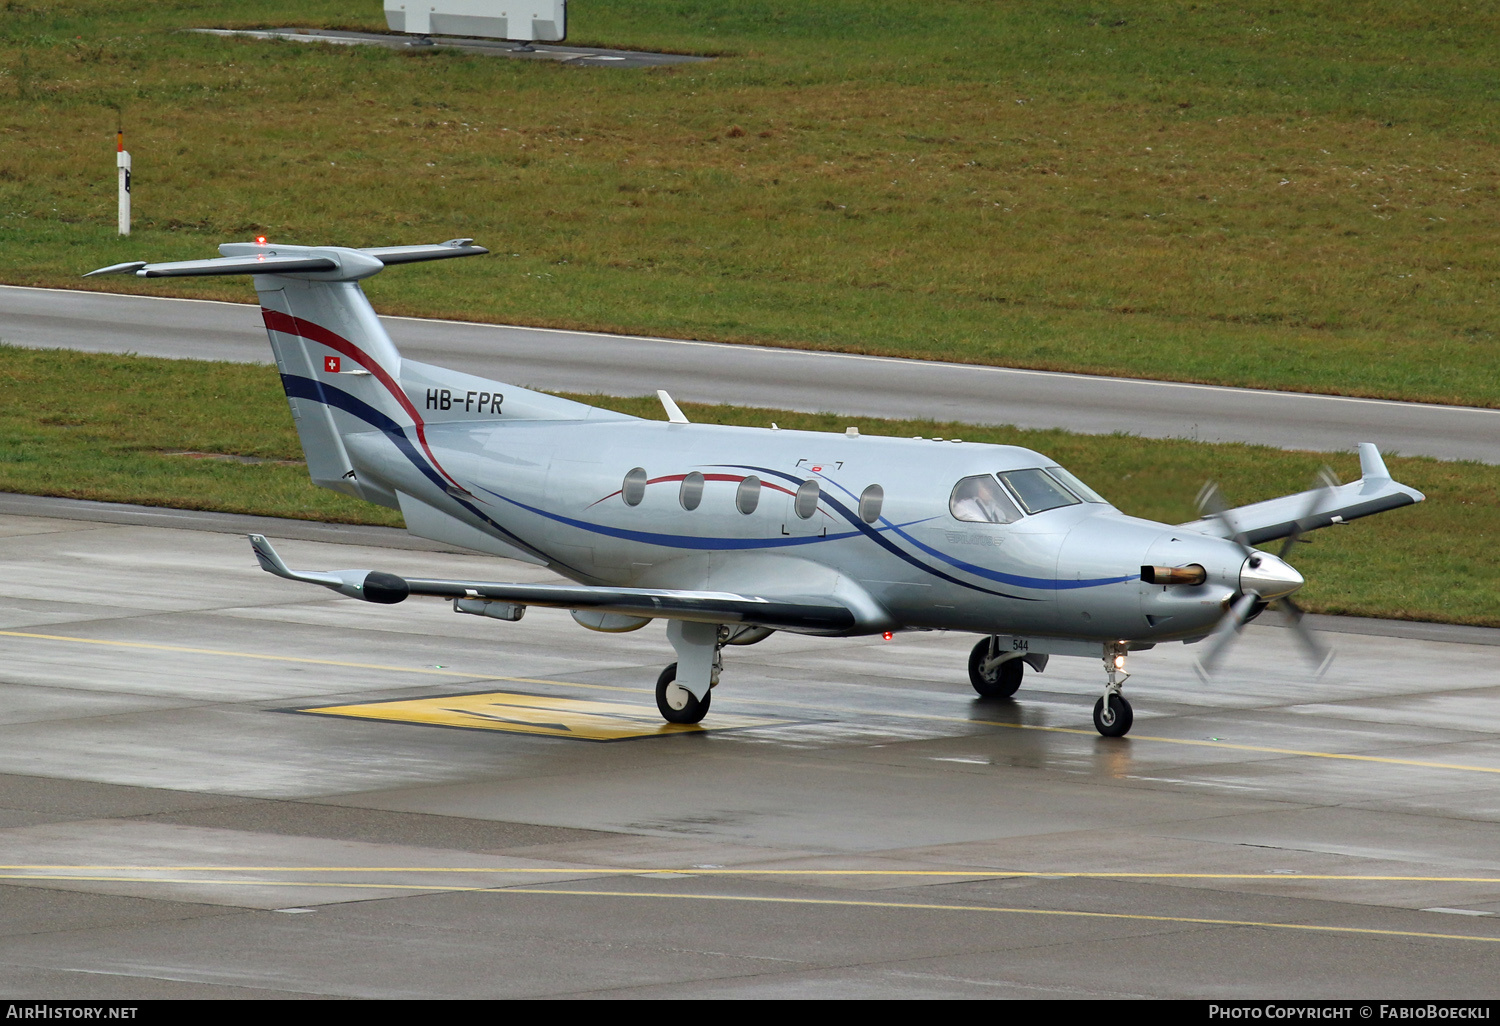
[
  {"left": 0, "top": 346, "right": 1490, "bottom": 626},
  {"left": 3, "top": 3, "right": 1500, "bottom": 405}
]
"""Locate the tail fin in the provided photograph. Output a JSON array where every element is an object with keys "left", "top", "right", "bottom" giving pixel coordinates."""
[{"left": 87, "top": 239, "right": 487, "bottom": 503}]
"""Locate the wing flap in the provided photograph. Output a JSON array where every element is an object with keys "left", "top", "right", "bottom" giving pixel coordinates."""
[
  {"left": 404, "top": 578, "right": 856, "bottom": 630},
  {"left": 248, "top": 535, "right": 856, "bottom": 631}
]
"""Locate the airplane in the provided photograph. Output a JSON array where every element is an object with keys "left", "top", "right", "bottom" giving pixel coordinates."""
[{"left": 86, "top": 239, "right": 1426, "bottom": 737}]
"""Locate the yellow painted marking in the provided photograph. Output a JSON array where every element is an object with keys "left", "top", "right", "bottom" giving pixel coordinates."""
[
  {"left": 3, "top": 629, "right": 1497, "bottom": 771},
  {"left": 3, "top": 865, "right": 1499, "bottom": 883},
  {"left": 304, "top": 691, "right": 783, "bottom": 741},
  {"left": 0, "top": 874, "right": 1493, "bottom": 945}
]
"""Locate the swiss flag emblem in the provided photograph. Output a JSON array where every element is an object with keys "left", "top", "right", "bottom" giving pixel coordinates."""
[{"left": 324, "top": 356, "right": 340, "bottom": 373}]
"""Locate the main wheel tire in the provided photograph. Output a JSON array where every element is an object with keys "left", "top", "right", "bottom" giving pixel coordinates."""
[
  {"left": 1092, "top": 694, "right": 1134, "bottom": 737},
  {"left": 968, "top": 638, "right": 1023, "bottom": 699},
  {"left": 655, "top": 662, "right": 712, "bottom": 724}
]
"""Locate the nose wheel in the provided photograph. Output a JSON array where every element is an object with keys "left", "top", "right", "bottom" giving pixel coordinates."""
[{"left": 1093, "top": 693, "right": 1133, "bottom": 737}]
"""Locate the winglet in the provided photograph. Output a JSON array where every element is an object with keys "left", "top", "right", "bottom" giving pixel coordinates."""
[
  {"left": 1357, "top": 442, "right": 1391, "bottom": 482},
  {"left": 247, "top": 534, "right": 409, "bottom": 604},
  {"left": 657, "top": 389, "right": 690, "bottom": 424},
  {"left": 248, "top": 534, "right": 297, "bottom": 580},
  {"left": 247, "top": 533, "right": 338, "bottom": 586}
]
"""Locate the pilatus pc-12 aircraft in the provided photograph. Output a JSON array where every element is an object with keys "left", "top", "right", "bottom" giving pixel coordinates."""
[{"left": 89, "top": 239, "right": 1424, "bottom": 737}]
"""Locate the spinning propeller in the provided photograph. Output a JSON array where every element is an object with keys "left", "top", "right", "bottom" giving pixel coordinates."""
[{"left": 1192, "top": 468, "right": 1340, "bottom": 680}]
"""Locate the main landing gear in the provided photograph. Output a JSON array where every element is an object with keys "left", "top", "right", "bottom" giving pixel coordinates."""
[
  {"left": 1092, "top": 642, "right": 1134, "bottom": 738},
  {"left": 654, "top": 620, "right": 725, "bottom": 725},
  {"left": 653, "top": 624, "right": 774, "bottom": 725},
  {"left": 968, "top": 637, "right": 1024, "bottom": 699},
  {"left": 656, "top": 662, "right": 711, "bottom": 724}
]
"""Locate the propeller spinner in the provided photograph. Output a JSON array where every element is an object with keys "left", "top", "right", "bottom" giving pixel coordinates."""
[{"left": 1193, "top": 470, "right": 1338, "bottom": 680}]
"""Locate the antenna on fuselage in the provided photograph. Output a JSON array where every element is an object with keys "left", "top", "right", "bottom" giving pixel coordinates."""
[{"left": 657, "top": 390, "right": 689, "bottom": 424}]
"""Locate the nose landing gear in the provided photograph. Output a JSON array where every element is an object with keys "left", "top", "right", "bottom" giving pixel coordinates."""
[{"left": 1093, "top": 643, "right": 1134, "bottom": 737}]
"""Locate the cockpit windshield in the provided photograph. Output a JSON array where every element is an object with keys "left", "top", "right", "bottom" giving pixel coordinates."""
[
  {"left": 949, "top": 475, "right": 1023, "bottom": 524},
  {"left": 1045, "top": 466, "right": 1109, "bottom": 504},
  {"left": 949, "top": 467, "right": 1109, "bottom": 523},
  {"left": 997, "top": 468, "right": 1081, "bottom": 515}
]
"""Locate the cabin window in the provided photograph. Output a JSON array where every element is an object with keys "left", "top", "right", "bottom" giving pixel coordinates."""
[
  {"left": 794, "top": 479, "right": 820, "bottom": 520},
  {"left": 680, "top": 472, "right": 705, "bottom": 511},
  {"left": 621, "top": 467, "right": 647, "bottom": 507},
  {"left": 1046, "top": 465, "right": 1108, "bottom": 504},
  {"left": 858, "top": 484, "right": 884, "bottom": 524},
  {"left": 998, "top": 468, "right": 1081, "bottom": 514},
  {"left": 736, "top": 475, "right": 761, "bottom": 515},
  {"left": 949, "top": 475, "right": 1022, "bottom": 524}
]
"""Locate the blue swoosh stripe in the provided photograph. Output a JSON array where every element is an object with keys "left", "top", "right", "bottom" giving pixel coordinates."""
[
  {"left": 721, "top": 464, "right": 1036, "bottom": 601},
  {"left": 887, "top": 523, "right": 1137, "bottom": 590},
  {"left": 735, "top": 464, "right": 1134, "bottom": 592},
  {"left": 281, "top": 375, "right": 564, "bottom": 569},
  {"left": 471, "top": 483, "right": 932, "bottom": 551}
]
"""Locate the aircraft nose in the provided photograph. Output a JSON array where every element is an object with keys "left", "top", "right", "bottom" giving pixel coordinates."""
[{"left": 1239, "top": 551, "right": 1303, "bottom": 600}]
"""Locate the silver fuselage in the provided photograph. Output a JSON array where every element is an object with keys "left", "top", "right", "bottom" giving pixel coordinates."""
[{"left": 343, "top": 380, "right": 1248, "bottom": 644}]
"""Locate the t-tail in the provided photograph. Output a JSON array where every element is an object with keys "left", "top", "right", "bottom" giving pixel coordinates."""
[
  {"left": 89, "top": 239, "right": 496, "bottom": 506},
  {"left": 85, "top": 238, "right": 607, "bottom": 518}
]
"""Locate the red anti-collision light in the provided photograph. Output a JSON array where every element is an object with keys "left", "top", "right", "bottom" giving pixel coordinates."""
[
  {"left": 882, "top": 631, "right": 893, "bottom": 641},
  {"left": 255, "top": 236, "right": 267, "bottom": 245}
]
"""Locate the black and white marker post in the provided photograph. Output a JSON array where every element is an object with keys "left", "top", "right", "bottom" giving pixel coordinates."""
[{"left": 116, "top": 129, "right": 131, "bottom": 236}]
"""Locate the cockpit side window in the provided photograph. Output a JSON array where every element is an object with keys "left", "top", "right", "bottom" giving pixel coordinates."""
[
  {"left": 1046, "top": 466, "right": 1108, "bottom": 504},
  {"left": 998, "top": 468, "right": 1082, "bottom": 514},
  {"left": 949, "top": 475, "right": 1023, "bottom": 524}
]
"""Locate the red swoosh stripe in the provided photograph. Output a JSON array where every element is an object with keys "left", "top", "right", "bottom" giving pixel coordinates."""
[
  {"left": 586, "top": 474, "right": 797, "bottom": 509},
  {"left": 261, "top": 308, "right": 467, "bottom": 493}
]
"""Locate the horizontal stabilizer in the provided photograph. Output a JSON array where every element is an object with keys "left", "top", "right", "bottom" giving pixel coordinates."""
[
  {"left": 359, "top": 239, "right": 489, "bottom": 265},
  {"left": 85, "top": 239, "right": 486, "bottom": 282},
  {"left": 248, "top": 535, "right": 856, "bottom": 631},
  {"left": 87, "top": 255, "right": 339, "bottom": 278}
]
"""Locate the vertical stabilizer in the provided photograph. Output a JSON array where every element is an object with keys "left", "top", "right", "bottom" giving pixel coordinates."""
[
  {"left": 85, "top": 239, "right": 489, "bottom": 507},
  {"left": 254, "top": 274, "right": 403, "bottom": 500}
]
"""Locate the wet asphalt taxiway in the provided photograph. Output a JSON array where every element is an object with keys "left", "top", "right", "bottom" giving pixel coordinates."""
[{"left": 0, "top": 500, "right": 1497, "bottom": 998}]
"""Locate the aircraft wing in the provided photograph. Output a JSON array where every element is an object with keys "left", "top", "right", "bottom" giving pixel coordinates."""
[
  {"left": 1176, "top": 443, "right": 1425, "bottom": 545},
  {"left": 248, "top": 535, "right": 857, "bottom": 632}
]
